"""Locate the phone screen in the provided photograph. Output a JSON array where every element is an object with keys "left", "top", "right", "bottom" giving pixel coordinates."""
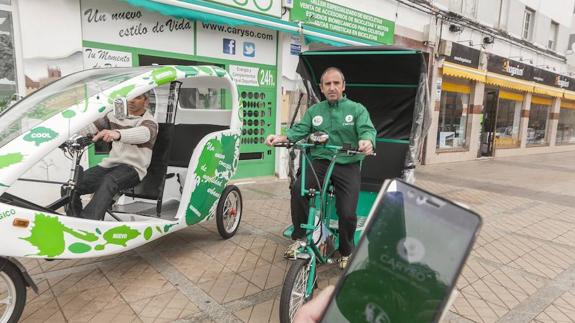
[{"left": 320, "top": 180, "right": 482, "bottom": 323}]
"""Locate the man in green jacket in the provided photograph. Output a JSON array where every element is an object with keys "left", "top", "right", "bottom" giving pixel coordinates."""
[{"left": 265, "top": 67, "right": 376, "bottom": 269}]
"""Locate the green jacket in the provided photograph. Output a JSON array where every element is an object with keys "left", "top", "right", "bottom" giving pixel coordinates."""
[{"left": 287, "top": 97, "right": 377, "bottom": 164}]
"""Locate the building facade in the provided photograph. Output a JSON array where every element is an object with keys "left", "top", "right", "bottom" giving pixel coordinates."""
[
  {"left": 1, "top": 0, "right": 574, "bottom": 180},
  {"left": 424, "top": 0, "right": 575, "bottom": 163}
]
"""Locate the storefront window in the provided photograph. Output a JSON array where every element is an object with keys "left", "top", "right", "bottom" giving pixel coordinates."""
[
  {"left": 437, "top": 84, "right": 470, "bottom": 150},
  {"left": 0, "top": 10, "right": 17, "bottom": 113},
  {"left": 557, "top": 108, "right": 575, "bottom": 145},
  {"left": 495, "top": 97, "right": 522, "bottom": 148},
  {"left": 527, "top": 103, "right": 550, "bottom": 145}
]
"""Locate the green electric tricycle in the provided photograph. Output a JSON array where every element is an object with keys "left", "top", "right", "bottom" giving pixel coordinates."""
[{"left": 278, "top": 47, "right": 431, "bottom": 323}]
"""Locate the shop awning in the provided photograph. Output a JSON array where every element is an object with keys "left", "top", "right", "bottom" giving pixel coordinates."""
[
  {"left": 442, "top": 62, "right": 486, "bottom": 82},
  {"left": 121, "top": 0, "right": 379, "bottom": 47},
  {"left": 442, "top": 81, "right": 471, "bottom": 94},
  {"left": 531, "top": 96, "right": 553, "bottom": 106},
  {"left": 485, "top": 72, "right": 533, "bottom": 93},
  {"left": 533, "top": 84, "right": 564, "bottom": 98},
  {"left": 564, "top": 90, "right": 575, "bottom": 101},
  {"left": 499, "top": 90, "right": 523, "bottom": 102},
  {"left": 561, "top": 100, "right": 575, "bottom": 110}
]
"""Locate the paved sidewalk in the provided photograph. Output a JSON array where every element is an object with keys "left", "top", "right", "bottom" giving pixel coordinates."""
[{"left": 16, "top": 150, "right": 575, "bottom": 322}]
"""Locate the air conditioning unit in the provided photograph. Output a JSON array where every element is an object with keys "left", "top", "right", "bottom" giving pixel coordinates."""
[
  {"left": 282, "top": 0, "right": 294, "bottom": 9},
  {"left": 438, "top": 40, "right": 452, "bottom": 56}
]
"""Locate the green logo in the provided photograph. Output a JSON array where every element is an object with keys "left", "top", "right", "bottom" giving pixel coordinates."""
[{"left": 24, "top": 127, "right": 58, "bottom": 146}]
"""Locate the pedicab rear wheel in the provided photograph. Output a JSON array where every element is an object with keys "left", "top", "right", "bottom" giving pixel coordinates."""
[
  {"left": 216, "top": 185, "right": 243, "bottom": 239},
  {"left": 0, "top": 260, "right": 27, "bottom": 323},
  {"left": 279, "top": 259, "right": 313, "bottom": 323}
]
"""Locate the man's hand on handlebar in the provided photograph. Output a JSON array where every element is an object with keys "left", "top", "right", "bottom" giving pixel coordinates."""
[
  {"left": 265, "top": 134, "right": 288, "bottom": 147},
  {"left": 93, "top": 129, "right": 121, "bottom": 143},
  {"left": 358, "top": 139, "right": 374, "bottom": 156}
]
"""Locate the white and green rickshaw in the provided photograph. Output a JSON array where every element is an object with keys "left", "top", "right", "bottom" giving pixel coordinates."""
[{"left": 0, "top": 65, "right": 243, "bottom": 322}]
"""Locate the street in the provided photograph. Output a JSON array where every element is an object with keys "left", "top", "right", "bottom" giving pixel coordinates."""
[{"left": 18, "top": 150, "right": 575, "bottom": 323}]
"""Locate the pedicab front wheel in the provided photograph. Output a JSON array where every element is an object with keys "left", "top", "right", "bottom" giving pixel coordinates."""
[
  {"left": 0, "top": 260, "right": 27, "bottom": 323},
  {"left": 216, "top": 185, "right": 243, "bottom": 239},
  {"left": 279, "top": 259, "right": 313, "bottom": 323}
]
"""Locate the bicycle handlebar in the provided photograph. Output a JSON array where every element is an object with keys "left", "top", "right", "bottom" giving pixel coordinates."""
[
  {"left": 59, "top": 135, "right": 93, "bottom": 151},
  {"left": 273, "top": 141, "right": 376, "bottom": 156}
]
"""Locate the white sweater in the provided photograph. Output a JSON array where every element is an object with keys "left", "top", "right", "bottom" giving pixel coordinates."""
[{"left": 85, "top": 111, "right": 158, "bottom": 180}]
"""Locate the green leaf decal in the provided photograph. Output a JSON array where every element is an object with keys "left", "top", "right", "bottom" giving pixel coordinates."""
[
  {"left": 144, "top": 227, "right": 153, "bottom": 240},
  {"left": 197, "top": 66, "right": 214, "bottom": 75},
  {"left": 163, "top": 224, "right": 176, "bottom": 233},
  {"left": 107, "top": 84, "right": 136, "bottom": 104},
  {"left": 69, "top": 242, "right": 92, "bottom": 254},
  {"left": 22, "top": 213, "right": 99, "bottom": 257},
  {"left": 24, "top": 127, "right": 59, "bottom": 146},
  {"left": 175, "top": 66, "right": 199, "bottom": 77},
  {"left": 0, "top": 153, "right": 23, "bottom": 170},
  {"left": 186, "top": 134, "right": 237, "bottom": 225},
  {"left": 62, "top": 110, "right": 76, "bottom": 119},
  {"left": 102, "top": 225, "right": 141, "bottom": 247},
  {"left": 213, "top": 67, "right": 227, "bottom": 77}
]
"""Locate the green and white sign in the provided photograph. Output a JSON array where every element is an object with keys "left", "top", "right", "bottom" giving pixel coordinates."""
[
  {"left": 206, "top": 0, "right": 282, "bottom": 18},
  {"left": 291, "top": 0, "right": 395, "bottom": 44}
]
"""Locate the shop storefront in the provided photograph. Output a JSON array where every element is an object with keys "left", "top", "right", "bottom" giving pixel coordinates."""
[
  {"left": 437, "top": 78, "right": 472, "bottom": 150},
  {"left": 557, "top": 100, "right": 575, "bottom": 145},
  {"left": 425, "top": 47, "right": 575, "bottom": 164},
  {"left": 77, "top": 0, "right": 395, "bottom": 178},
  {"left": 527, "top": 95, "right": 552, "bottom": 145},
  {"left": 481, "top": 55, "right": 534, "bottom": 155},
  {"left": 425, "top": 42, "right": 485, "bottom": 163},
  {"left": 494, "top": 90, "right": 522, "bottom": 148},
  {"left": 558, "top": 85, "right": 575, "bottom": 145}
]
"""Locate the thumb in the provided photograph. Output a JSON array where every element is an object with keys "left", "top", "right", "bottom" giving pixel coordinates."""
[{"left": 92, "top": 131, "right": 103, "bottom": 142}]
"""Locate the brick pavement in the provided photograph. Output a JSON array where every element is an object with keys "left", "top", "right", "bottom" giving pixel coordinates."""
[{"left": 15, "top": 150, "right": 575, "bottom": 322}]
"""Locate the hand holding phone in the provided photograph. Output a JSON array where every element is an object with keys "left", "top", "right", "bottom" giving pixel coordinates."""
[{"left": 319, "top": 179, "right": 482, "bottom": 323}]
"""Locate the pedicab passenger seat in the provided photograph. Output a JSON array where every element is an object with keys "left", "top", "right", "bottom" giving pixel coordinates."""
[
  {"left": 360, "top": 139, "right": 410, "bottom": 192},
  {"left": 121, "top": 123, "right": 175, "bottom": 216},
  {"left": 120, "top": 123, "right": 228, "bottom": 217},
  {"left": 168, "top": 124, "right": 228, "bottom": 167}
]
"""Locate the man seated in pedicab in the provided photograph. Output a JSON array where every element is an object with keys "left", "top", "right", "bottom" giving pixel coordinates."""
[
  {"left": 68, "top": 91, "right": 158, "bottom": 220},
  {"left": 265, "top": 67, "right": 376, "bottom": 269}
]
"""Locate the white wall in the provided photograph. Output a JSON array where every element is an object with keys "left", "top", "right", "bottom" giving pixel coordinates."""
[
  {"left": 18, "top": 0, "right": 82, "bottom": 59},
  {"left": 519, "top": 0, "right": 574, "bottom": 26},
  {"left": 476, "top": 0, "right": 502, "bottom": 27}
]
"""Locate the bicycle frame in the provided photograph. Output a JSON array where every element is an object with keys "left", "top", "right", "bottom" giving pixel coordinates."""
[{"left": 293, "top": 142, "right": 344, "bottom": 298}]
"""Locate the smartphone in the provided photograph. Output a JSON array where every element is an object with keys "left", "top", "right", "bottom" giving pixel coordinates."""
[{"left": 320, "top": 179, "right": 482, "bottom": 323}]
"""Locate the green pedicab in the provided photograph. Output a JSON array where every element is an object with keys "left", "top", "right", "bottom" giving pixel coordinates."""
[
  {"left": 278, "top": 47, "right": 431, "bottom": 323},
  {"left": 0, "top": 65, "right": 243, "bottom": 322}
]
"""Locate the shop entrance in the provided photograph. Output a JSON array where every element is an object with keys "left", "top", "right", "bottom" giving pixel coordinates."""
[{"left": 480, "top": 89, "right": 499, "bottom": 157}]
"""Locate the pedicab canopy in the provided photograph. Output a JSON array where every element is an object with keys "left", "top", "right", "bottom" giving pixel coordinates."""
[{"left": 296, "top": 47, "right": 431, "bottom": 190}]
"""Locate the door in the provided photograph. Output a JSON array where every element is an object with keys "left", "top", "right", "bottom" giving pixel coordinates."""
[{"left": 480, "top": 89, "right": 499, "bottom": 157}]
